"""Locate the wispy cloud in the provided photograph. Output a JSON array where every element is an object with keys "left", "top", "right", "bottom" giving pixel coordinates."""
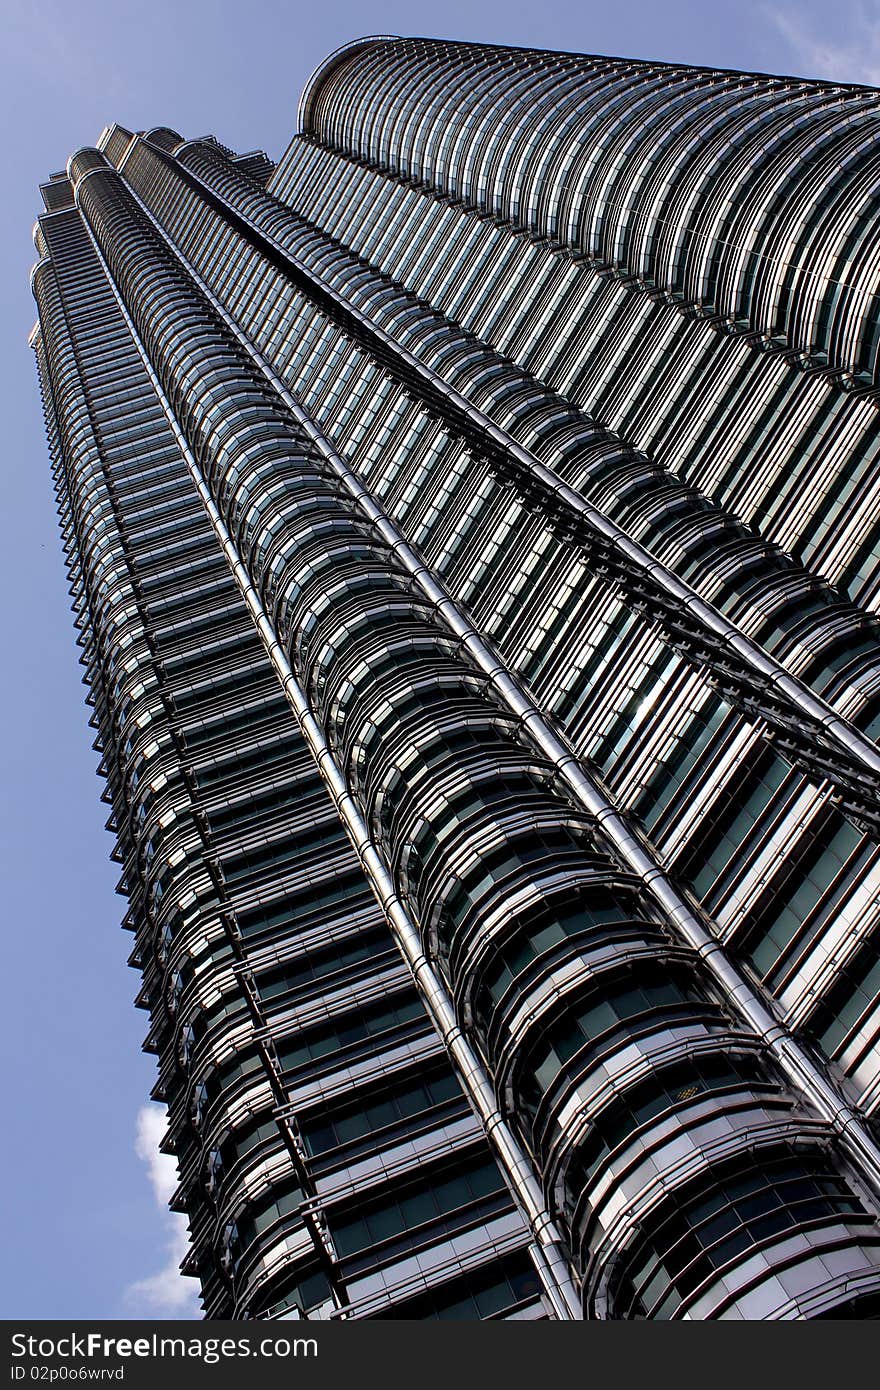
[
  {"left": 124, "top": 1105, "right": 200, "bottom": 1317},
  {"left": 765, "top": 1, "right": 880, "bottom": 85}
]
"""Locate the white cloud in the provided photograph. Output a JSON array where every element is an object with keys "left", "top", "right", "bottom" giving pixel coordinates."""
[
  {"left": 124, "top": 1105, "right": 201, "bottom": 1317},
  {"left": 766, "top": 1, "right": 880, "bottom": 86}
]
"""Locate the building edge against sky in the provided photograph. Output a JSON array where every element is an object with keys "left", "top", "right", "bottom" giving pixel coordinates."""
[{"left": 29, "top": 35, "right": 880, "bottom": 1318}]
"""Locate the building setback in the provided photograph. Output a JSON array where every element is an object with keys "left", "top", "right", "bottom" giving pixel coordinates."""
[{"left": 29, "top": 36, "right": 880, "bottom": 1319}]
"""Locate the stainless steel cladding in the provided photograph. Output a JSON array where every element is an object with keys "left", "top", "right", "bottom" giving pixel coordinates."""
[{"left": 31, "top": 37, "right": 880, "bottom": 1320}]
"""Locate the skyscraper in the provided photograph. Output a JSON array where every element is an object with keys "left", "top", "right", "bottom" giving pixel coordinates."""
[{"left": 30, "top": 34, "right": 880, "bottom": 1320}]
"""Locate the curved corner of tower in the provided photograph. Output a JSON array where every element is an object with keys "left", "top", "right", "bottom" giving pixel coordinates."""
[
  {"left": 66, "top": 146, "right": 110, "bottom": 194},
  {"left": 28, "top": 260, "right": 48, "bottom": 301},
  {"left": 297, "top": 35, "right": 400, "bottom": 134},
  {"left": 141, "top": 127, "right": 185, "bottom": 152}
]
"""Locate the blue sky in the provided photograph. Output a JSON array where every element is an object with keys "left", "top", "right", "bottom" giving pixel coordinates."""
[{"left": 2, "top": 0, "right": 878, "bottom": 1321}]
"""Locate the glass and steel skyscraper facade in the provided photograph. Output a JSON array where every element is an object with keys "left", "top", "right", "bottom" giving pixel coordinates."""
[{"left": 30, "top": 36, "right": 880, "bottom": 1320}]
